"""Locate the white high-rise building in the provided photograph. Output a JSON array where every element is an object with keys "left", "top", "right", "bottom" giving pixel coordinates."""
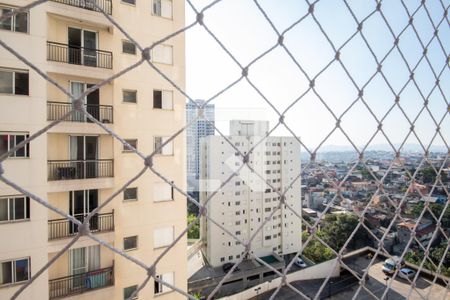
[
  {"left": 200, "top": 120, "right": 301, "bottom": 267},
  {"left": 186, "top": 99, "right": 215, "bottom": 193}
]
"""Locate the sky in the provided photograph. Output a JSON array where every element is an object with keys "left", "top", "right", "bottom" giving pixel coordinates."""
[{"left": 184, "top": 0, "right": 449, "bottom": 152}]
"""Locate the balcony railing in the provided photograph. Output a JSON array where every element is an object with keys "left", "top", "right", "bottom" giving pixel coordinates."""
[
  {"left": 47, "top": 101, "right": 113, "bottom": 124},
  {"left": 48, "top": 211, "right": 114, "bottom": 240},
  {"left": 47, "top": 41, "right": 113, "bottom": 69},
  {"left": 48, "top": 159, "right": 114, "bottom": 181},
  {"left": 50, "top": 0, "right": 112, "bottom": 15},
  {"left": 49, "top": 266, "right": 114, "bottom": 299}
]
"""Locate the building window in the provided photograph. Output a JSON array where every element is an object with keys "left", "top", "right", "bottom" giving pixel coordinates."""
[
  {"left": 154, "top": 136, "right": 173, "bottom": 155},
  {"left": 121, "top": 0, "right": 136, "bottom": 5},
  {"left": 153, "top": 90, "right": 173, "bottom": 109},
  {"left": 0, "top": 196, "right": 30, "bottom": 222},
  {"left": 123, "top": 90, "right": 137, "bottom": 103},
  {"left": 0, "top": 68, "right": 29, "bottom": 95},
  {"left": 123, "top": 139, "right": 137, "bottom": 152},
  {"left": 154, "top": 272, "right": 174, "bottom": 295},
  {"left": 220, "top": 257, "right": 225, "bottom": 262},
  {"left": 0, "top": 257, "right": 30, "bottom": 285},
  {"left": 0, "top": 133, "right": 30, "bottom": 157},
  {"left": 153, "top": 226, "right": 174, "bottom": 248},
  {"left": 0, "top": 7, "right": 28, "bottom": 33},
  {"left": 153, "top": 182, "right": 174, "bottom": 202},
  {"left": 152, "top": 44, "right": 173, "bottom": 64},
  {"left": 123, "top": 285, "right": 138, "bottom": 300},
  {"left": 124, "top": 236, "right": 138, "bottom": 251},
  {"left": 152, "top": 0, "right": 172, "bottom": 19},
  {"left": 123, "top": 187, "right": 138, "bottom": 201},
  {"left": 265, "top": 235, "right": 271, "bottom": 240},
  {"left": 122, "top": 40, "right": 136, "bottom": 55}
]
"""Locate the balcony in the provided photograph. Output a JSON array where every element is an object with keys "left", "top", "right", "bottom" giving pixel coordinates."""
[
  {"left": 47, "top": 102, "right": 113, "bottom": 124},
  {"left": 48, "top": 211, "right": 114, "bottom": 240},
  {"left": 47, "top": 41, "right": 113, "bottom": 69},
  {"left": 50, "top": 0, "right": 112, "bottom": 15},
  {"left": 49, "top": 266, "right": 114, "bottom": 299},
  {"left": 48, "top": 160, "right": 114, "bottom": 181}
]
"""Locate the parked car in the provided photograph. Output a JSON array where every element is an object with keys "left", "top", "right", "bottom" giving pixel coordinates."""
[
  {"left": 222, "top": 263, "right": 240, "bottom": 273},
  {"left": 382, "top": 256, "right": 405, "bottom": 275},
  {"left": 398, "top": 268, "right": 416, "bottom": 280},
  {"left": 294, "top": 257, "right": 307, "bottom": 268}
]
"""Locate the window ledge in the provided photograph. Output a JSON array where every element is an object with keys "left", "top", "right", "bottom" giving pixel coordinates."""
[
  {"left": 0, "top": 219, "right": 30, "bottom": 225},
  {"left": 0, "top": 280, "right": 27, "bottom": 289}
]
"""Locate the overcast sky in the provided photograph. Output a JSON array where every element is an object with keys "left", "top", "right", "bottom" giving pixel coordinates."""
[{"left": 185, "top": 0, "right": 449, "bottom": 152}]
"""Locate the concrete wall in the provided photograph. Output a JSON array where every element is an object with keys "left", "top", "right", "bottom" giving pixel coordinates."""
[{"left": 218, "top": 258, "right": 340, "bottom": 300}]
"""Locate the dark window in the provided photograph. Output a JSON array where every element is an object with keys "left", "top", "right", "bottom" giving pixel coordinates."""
[
  {"left": 0, "top": 196, "right": 29, "bottom": 222},
  {"left": 153, "top": 90, "right": 162, "bottom": 108},
  {"left": 0, "top": 69, "right": 29, "bottom": 95},
  {"left": 122, "top": 40, "right": 136, "bottom": 54},
  {"left": 123, "top": 285, "right": 138, "bottom": 300},
  {"left": 124, "top": 236, "right": 138, "bottom": 250},
  {"left": 123, "top": 90, "right": 137, "bottom": 103},
  {"left": 123, "top": 139, "right": 137, "bottom": 152},
  {"left": 123, "top": 187, "right": 138, "bottom": 201},
  {"left": 0, "top": 7, "right": 28, "bottom": 33},
  {"left": 0, "top": 258, "right": 29, "bottom": 285},
  {"left": 0, "top": 133, "right": 30, "bottom": 157},
  {"left": 121, "top": 0, "right": 136, "bottom": 5}
]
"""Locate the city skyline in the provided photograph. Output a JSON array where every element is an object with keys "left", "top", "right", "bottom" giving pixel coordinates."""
[{"left": 186, "top": 0, "right": 449, "bottom": 149}]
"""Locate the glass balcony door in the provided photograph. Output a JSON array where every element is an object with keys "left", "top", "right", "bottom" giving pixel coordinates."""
[
  {"left": 69, "top": 245, "right": 100, "bottom": 290},
  {"left": 70, "top": 82, "right": 99, "bottom": 122},
  {"left": 69, "top": 190, "right": 99, "bottom": 235},
  {"left": 68, "top": 27, "right": 98, "bottom": 67},
  {"left": 69, "top": 135, "right": 98, "bottom": 178}
]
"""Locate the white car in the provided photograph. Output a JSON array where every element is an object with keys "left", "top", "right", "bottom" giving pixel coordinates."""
[
  {"left": 398, "top": 268, "right": 416, "bottom": 280},
  {"left": 294, "top": 257, "right": 307, "bottom": 268}
]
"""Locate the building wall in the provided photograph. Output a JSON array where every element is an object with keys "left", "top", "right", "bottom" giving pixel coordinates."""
[
  {"left": 0, "top": 0, "right": 187, "bottom": 299},
  {"left": 200, "top": 121, "right": 302, "bottom": 267}
]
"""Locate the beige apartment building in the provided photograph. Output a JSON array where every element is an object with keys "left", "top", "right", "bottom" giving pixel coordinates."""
[
  {"left": 0, "top": 1, "right": 187, "bottom": 299},
  {"left": 200, "top": 120, "right": 302, "bottom": 267}
]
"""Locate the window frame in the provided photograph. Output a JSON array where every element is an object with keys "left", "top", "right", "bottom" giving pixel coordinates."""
[
  {"left": 153, "top": 182, "right": 174, "bottom": 202},
  {"left": 122, "top": 89, "right": 137, "bottom": 104},
  {"left": 151, "top": 44, "right": 173, "bottom": 65},
  {"left": 151, "top": 0, "right": 173, "bottom": 20},
  {"left": 123, "top": 139, "right": 138, "bottom": 152},
  {"left": 0, "top": 195, "right": 30, "bottom": 223},
  {"left": 123, "top": 235, "right": 138, "bottom": 251},
  {"left": 0, "top": 257, "right": 30, "bottom": 286},
  {"left": 0, "top": 6, "right": 29, "bottom": 34},
  {"left": 152, "top": 89, "right": 173, "bottom": 110},
  {"left": 121, "top": 0, "right": 136, "bottom": 6},
  {"left": 0, "top": 68, "right": 29, "bottom": 95},
  {"left": 154, "top": 272, "right": 174, "bottom": 295},
  {"left": 123, "top": 187, "right": 138, "bottom": 202},
  {"left": 0, "top": 132, "right": 30, "bottom": 158},
  {"left": 123, "top": 284, "right": 138, "bottom": 300},
  {"left": 153, "top": 226, "right": 174, "bottom": 249},
  {"left": 153, "top": 136, "right": 173, "bottom": 156},
  {"left": 122, "top": 40, "right": 137, "bottom": 55}
]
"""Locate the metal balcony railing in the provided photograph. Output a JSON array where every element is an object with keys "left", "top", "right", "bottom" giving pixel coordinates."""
[
  {"left": 47, "top": 101, "right": 114, "bottom": 124},
  {"left": 50, "top": 0, "right": 112, "bottom": 15},
  {"left": 47, "top": 159, "right": 114, "bottom": 181},
  {"left": 47, "top": 41, "right": 113, "bottom": 69},
  {"left": 48, "top": 211, "right": 114, "bottom": 240},
  {"left": 49, "top": 266, "right": 114, "bottom": 299}
]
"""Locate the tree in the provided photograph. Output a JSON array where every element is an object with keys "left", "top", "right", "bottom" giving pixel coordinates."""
[
  {"left": 410, "top": 203, "right": 450, "bottom": 228},
  {"left": 302, "top": 231, "right": 336, "bottom": 263},
  {"left": 319, "top": 213, "right": 367, "bottom": 251},
  {"left": 187, "top": 214, "right": 200, "bottom": 239}
]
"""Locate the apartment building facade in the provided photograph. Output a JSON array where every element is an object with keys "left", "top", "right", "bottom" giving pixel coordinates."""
[
  {"left": 186, "top": 99, "right": 214, "bottom": 194},
  {"left": 199, "top": 120, "right": 302, "bottom": 267},
  {"left": 0, "top": 1, "right": 186, "bottom": 299}
]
